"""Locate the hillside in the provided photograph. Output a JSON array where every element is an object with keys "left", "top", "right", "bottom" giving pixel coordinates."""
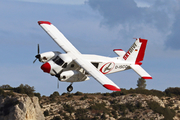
[
  {"left": 40, "top": 90, "right": 180, "bottom": 120},
  {"left": 0, "top": 85, "right": 180, "bottom": 120}
]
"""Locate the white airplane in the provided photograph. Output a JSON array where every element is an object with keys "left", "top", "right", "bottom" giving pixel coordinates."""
[{"left": 34, "top": 21, "right": 152, "bottom": 92}]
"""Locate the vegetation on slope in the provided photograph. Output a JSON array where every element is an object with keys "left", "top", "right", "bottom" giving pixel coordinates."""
[{"left": 0, "top": 84, "right": 180, "bottom": 120}]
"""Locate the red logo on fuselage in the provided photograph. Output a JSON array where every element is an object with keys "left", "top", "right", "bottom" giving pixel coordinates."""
[
  {"left": 100, "top": 62, "right": 115, "bottom": 74},
  {"left": 123, "top": 42, "right": 137, "bottom": 60}
]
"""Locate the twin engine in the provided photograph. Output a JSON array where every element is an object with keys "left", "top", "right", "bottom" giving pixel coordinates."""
[{"left": 60, "top": 70, "right": 88, "bottom": 82}]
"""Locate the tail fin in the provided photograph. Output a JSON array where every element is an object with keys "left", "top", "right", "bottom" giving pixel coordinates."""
[{"left": 123, "top": 38, "right": 147, "bottom": 65}]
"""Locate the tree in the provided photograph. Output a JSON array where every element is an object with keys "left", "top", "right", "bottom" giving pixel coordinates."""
[
  {"left": 0, "top": 85, "right": 12, "bottom": 90},
  {"left": 137, "top": 78, "right": 146, "bottom": 89},
  {"left": 13, "top": 84, "right": 35, "bottom": 96}
]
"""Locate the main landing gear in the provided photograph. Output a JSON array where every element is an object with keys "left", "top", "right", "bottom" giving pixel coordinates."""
[{"left": 67, "top": 83, "right": 73, "bottom": 92}]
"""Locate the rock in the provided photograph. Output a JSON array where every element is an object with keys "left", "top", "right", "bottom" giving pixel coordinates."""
[{"left": 0, "top": 95, "right": 44, "bottom": 120}]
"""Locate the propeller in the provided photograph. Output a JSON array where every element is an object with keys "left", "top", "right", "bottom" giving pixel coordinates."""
[{"left": 33, "top": 44, "right": 41, "bottom": 63}]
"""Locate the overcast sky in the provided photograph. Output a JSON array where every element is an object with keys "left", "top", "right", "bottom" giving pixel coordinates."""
[{"left": 0, "top": 0, "right": 180, "bottom": 96}]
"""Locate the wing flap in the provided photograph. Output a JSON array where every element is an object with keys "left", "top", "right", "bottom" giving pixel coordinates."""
[
  {"left": 38, "top": 21, "right": 120, "bottom": 91},
  {"left": 130, "top": 65, "right": 152, "bottom": 79}
]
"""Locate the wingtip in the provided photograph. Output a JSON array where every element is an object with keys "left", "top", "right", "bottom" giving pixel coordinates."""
[
  {"left": 38, "top": 21, "right": 51, "bottom": 25},
  {"left": 142, "top": 77, "right": 152, "bottom": 79},
  {"left": 103, "top": 84, "right": 121, "bottom": 91}
]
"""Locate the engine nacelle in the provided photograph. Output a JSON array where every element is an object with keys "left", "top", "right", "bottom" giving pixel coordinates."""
[
  {"left": 60, "top": 70, "right": 88, "bottom": 82},
  {"left": 40, "top": 51, "right": 60, "bottom": 63}
]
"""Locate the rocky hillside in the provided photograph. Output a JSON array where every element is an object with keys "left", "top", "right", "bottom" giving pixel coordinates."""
[
  {"left": 40, "top": 90, "right": 180, "bottom": 120},
  {"left": 0, "top": 92, "right": 44, "bottom": 120},
  {"left": 1, "top": 85, "right": 180, "bottom": 120}
]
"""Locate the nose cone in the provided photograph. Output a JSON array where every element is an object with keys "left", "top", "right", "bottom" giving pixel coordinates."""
[{"left": 41, "top": 62, "right": 51, "bottom": 73}]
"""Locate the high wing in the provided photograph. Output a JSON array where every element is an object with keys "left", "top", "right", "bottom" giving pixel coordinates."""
[{"left": 38, "top": 21, "right": 120, "bottom": 91}]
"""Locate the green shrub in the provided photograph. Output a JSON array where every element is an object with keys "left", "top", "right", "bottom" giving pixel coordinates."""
[
  {"left": 50, "top": 91, "right": 60, "bottom": 97},
  {"left": 147, "top": 101, "right": 175, "bottom": 120},
  {"left": 67, "top": 94, "right": 73, "bottom": 98},
  {"left": 34, "top": 92, "right": 41, "bottom": 100},
  {"left": 13, "top": 84, "right": 35, "bottom": 97},
  {"left": 74, "top": 91, "right": 83, "bottom": 95},
  {"left": 50, "top": 91, "right": 60, "bottom": 102},
  {"left": 80, "top": 95, "right": 88, "bottom": 100},
  {"left": 103, "top": 93, "right": 110, "bottom": 96},
  {"left": 75, "top": 108, "right": 88, "bottom": 119},
  {"left": 89, "top": 103, "right": 109, "bottom": 114},
  {"left": 63, "top": 104, "right": 75, "bottom": 113},
  {"left": 165, "top": 87, "right": 180, "bottom": 96},
  {"left": 112, "top": 104, "right": 126, "bottom": 112},
  {"left": 89, "top": 103, "right": 106, "bottom": 111},
  {"left": 112, "top": 102, "right": 142, "bottom": 114},
  {"left": 0, "top": 85, "right": 12, "bottom": 90}
]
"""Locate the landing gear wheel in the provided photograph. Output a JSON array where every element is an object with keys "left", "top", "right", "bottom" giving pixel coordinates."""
[{"left": 67, "top": 85, "right": 73, "bottom": 92}]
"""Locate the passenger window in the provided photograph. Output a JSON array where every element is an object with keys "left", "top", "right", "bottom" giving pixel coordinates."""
[{"left": 92, "top": 63, "right": 99, "bottom": 68}]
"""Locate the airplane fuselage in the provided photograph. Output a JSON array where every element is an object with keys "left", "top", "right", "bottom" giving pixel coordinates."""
[{"left": 41, "top": 53, "right": 131, "bottom": 83}]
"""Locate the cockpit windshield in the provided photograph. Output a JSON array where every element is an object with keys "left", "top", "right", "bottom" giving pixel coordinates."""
[{"left": 53, "top": 56, "right": 64, "bottom": 66}]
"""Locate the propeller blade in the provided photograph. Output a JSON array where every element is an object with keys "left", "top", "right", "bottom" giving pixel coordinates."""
[
  {"left": 33, "top": 44, "right": 41, "bottom": 63},
  {"left": 37, "top": 44, "right": 40, "bottom": 54},
  {"left": 33, "top": 58, "right": 37, "bottom": 63}
]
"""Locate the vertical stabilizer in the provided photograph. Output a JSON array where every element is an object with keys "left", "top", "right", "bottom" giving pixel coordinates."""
[{"left": 123, "top": 38, "right": 148, "bottom": 65}]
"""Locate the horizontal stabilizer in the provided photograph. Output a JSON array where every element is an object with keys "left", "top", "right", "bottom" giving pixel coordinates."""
[
  {"left": 130, "top": 65, "right": 152, "bottom": 79},
  {"left": 113, "top": 49, "right": 126, "bottom": 57}
]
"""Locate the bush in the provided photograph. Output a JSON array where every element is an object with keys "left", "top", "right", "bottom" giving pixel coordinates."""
[
  {"left": 75, "top": 108, "right": 88, "bottom": 118},
  {"left": 50, "top": 91, "right": 60, "bottom": 97},
  {"left": 74, "top": 91, "right": 83, "bottom": 96},
  {"left": 13, "top": 84, "right": 35, "bottom": 97},
  {"left": 63, "top": 104, "right": 75, "bottom": 113},
  {"left": 80, "top": 95, "right": 88, "bottom": 100},
  {"left": 34, "top": 92, "right": 41, "bottom": 100},
  {"left": 147, "top": 101, "right": 175, "bottom": 120},
  {"left": 50, "top": 91, "right": 60, "bottom": 102},
  {"left": 89, "top": 103, "right": 109, "bottom": 114},
  {"left": 112, "top": 102, "right": 142, "bottom": 114},
  {"left": 165, "top": 87, "right": 180, "bottom": 96},
  {"left": 0, "top": 85, "right": 12, "bottom": 90},
  {"left": 103, "top": 93, "right": 110, "bottom": 96}
]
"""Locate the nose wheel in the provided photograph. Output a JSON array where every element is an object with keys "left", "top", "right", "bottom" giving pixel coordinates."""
[{"left": 67, "top": 84, "right": 73, "bottom": 92}]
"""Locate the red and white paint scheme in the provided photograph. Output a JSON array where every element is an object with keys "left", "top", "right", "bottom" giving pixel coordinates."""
[{"left": 34, "top": 21, "right": 152, "bottom": 92}]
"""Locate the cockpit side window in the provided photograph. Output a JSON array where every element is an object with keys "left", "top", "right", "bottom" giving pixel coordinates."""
[{"left": 53, "top": 56, "right": 64, "bottom": 66}]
